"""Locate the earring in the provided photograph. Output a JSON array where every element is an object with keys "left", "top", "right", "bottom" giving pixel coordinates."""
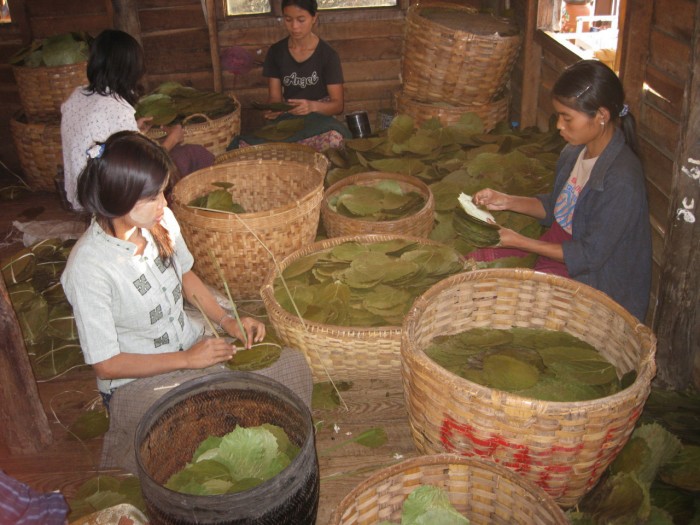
[{"left": 601, "top": 121, "right": 605, "bottom": 127}]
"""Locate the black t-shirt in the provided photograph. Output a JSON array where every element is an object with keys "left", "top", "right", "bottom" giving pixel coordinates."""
[{"left": 263, "top": 37, "right": 344, "bottom": 101}]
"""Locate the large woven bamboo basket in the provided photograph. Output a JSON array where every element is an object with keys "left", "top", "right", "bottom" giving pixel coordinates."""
[
  {"left": 395, "top": 91, "right": 509, "bottom": 132},
  {"left": 401, "top": 2, "right": 522, "bottom": 105},
  {"left": 170, "top": 158, "right": 324, "bottom": 299},
  {"left": 260, "top": 234, "right": 462, "bottom": 381},
  {"left": 148, "top": 94, "right": 241, "bottom": 157},
  {"left": 12, "top": 61, "right": 87, "bottom": 122},
  {"left": 329, "top": 454, "right": 568, "bottom": 525},
  {"left": 10, "top": 112, "right": 62, "bottom": 192},
  {"left": 321, "top": 172, "right": 435, "bottom": 238},
  {"left": 401, "top": 269, "right": 657, "bottom": 507},
  {"left": 215, "top": 142, "right": 329, "bottom": 177}
]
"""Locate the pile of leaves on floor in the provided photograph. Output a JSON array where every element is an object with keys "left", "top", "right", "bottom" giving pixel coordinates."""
[
  {"left": 425, "top": 327, "right": 632, "bottom": 403},
  {"left": 569, "top": 388, "right": 700, "bottom": 524},
  {"left": 324, "top": 113, "right": 565, "bottom": 261},
  {"left": 165, "top": 424, "right": 299, "bottom": 495},
  {"left": 9, "top": 31, "right": 92, "bottom": 67},
  {"left": 327, "top": 179, "right": 426, "bottom": 222},
  {"left": 135, "top": 81, "right": 238, "bottom": 126},
  {"left": 2, "top": 238, "right": 87, "bottom": 380},
  {"left": 274, "top": 238, "right": 464, "bottom": 327},
  {"left": 68, "top": 475, "right": 146, "bottom": 522}
]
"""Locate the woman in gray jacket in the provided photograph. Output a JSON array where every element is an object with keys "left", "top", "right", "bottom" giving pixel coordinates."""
[{"left": 473, "top": 60, "right": 651, "bottom": 321}]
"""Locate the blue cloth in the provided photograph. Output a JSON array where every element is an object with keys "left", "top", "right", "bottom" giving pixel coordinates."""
[
  {"left": 228, "top": 112, "right": 351, "bottom": 149},
  {"left": 536, "top": 128, "right": 652, "bottom": 320},
  {"left": 0, "top": 471, "right": 68, "bottom": 525}
]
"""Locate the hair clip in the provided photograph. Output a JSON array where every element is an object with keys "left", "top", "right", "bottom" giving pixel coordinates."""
[
  {"left": 86, "top": 143, "right": 105, "bottom": 160},
  {"left": 619, "top": 104, "right": 629, "bottom": 117},
  {"left": 574, "top": 84, "right": 591, "bottom": 98}
]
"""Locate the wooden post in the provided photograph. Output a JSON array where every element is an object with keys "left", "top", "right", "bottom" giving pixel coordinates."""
[
  {"left": 206, "top": 0, "right": 222, "bottom": 92},
  {"left": 617, "top": 0, "right": 652, "bottom": 115},
  {"left": 653, "top": 3, "right": 700, "bottom": 390},
  {"left": 112, "top": 0, "right": 142, "bottom": 45},
  {"left": 519, "top": 0, "right": 541, "bottom": 128},
  {"left": 0, "top": 276, "right": 53, "bottom": 454}
]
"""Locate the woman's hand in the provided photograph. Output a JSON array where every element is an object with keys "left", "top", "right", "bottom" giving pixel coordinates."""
[
  {"left": 263, "top": 110, "right": 284, "bottom": 120},
  {"left": 161, "top": 124, "right": 185, "bottom": 151},
  {"left": 221, "top": 316, "right": 266, "bottom": 349},
  {"left": 136, "top": 116, "right": 154, "bottom": 133},
  {"left": 286, "top": 99, "right": 314, "bottom": 116},
  {"left": 473, "top": 188, "right": 511, "bottom": 211},
  {"left": 184, "top": 337, "right": 236, "bottom": 368}
]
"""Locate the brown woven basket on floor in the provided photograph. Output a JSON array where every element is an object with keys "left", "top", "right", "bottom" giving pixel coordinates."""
[
  {"left": 260, "top": 234, "right": 463, "bottom": 381},
  {"left": 148, "top": 94, "right": 241, "bottom": 157},
  {"left": 395, "top": 91, "right": 509, "bottom": 132},
  {"left": 215, "top": 142, "right": 329, "bottom": 177},
  {"left": 329, "top": 454, "right": 568, "bottom": 525},
  {"left": 401, "top": 2, "right": 522, "bottom": 105},
  {"left": 321, "top": 172, "right": 435, "bottom": 238},
  {"left": 170, "top": 158, "right": 324, "bottom": 299},
  {"left": 9, "top": 112, "right": 62, "bottom": 192},
  {"left": 12, "top": 61, "right": 87, "bottom": 122},
  {"left": 401, "top": 269, "right": 657, "bottom": 507}
]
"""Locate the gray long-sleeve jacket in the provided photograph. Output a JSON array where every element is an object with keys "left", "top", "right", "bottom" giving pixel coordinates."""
[{"left": 536, "top": 128, "right": 652, "bottom": 321}]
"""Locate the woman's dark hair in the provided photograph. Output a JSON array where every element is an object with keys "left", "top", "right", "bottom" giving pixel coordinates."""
[
  {"left": 77, "top": 131, "right": 175, "bottom": 260},
  {"left": 552, "top": 59, "right": 639, "bottom": 156},
  {"left": 282, "top": 0, "right": 318, "bottom": 16},
  {"left": 86, "top": 29, "right": 144, "bottom": 106}
]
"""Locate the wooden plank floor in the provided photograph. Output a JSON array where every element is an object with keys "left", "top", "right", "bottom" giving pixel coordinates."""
[{"left": 0, "top": 186, "right": 419, "bottom": 524}]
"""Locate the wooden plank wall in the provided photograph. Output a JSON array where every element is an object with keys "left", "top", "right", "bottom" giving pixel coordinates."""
[{"left": 217, "top": 5, "right": 407, "bottom": 134}]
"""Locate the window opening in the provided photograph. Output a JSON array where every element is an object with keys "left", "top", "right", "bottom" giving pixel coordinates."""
[{"left": 1, "top": 0, "right": 11, "bottom": 24}]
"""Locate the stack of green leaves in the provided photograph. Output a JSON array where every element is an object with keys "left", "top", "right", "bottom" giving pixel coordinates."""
[
  {"left": 165, "top": 424, "right": 299, "bottom": 496},
  {"left": 253, "top": 117, "right": 306, "bottom": 141},
  {"left": 328, "top": 180, "right": 426, "bottom": 221},
  {"left": 425, "top": 327, "right": 629, "bottom": 402},
  {"left": 67, "top": 475, "right": 146, "bottom": 522},
  {"left": 2, "top": 238, "right": 85, "bottom": 380},
  {"left": 378, "top": 485, "right": 470, "bottom": 525},
  {"left": 188, "top": 182, "right": 246, "bottom": 213},
  {"left": 570, "top": 421, "right": 700, "bottom": 525},
  {"left": 274, "top": 239, "right": 464, "bottom": 327},
  {"left": 225, "top": 330, "right": 282, "bottom": 371},
  {"left": 9, "top": 32, "right": 92, "bottom": 67},
  {"left": 325, "top": 114, "right": 563, "bottom": 258},
  {"left": 135, "top": 82, "right": 238, "bottom": 126}
]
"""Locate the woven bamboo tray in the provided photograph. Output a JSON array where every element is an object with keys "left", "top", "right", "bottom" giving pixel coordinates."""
[
  {"left": 148, "top": 94, "right": 241, "bottom": 157},
  {"left": 330, "top": 454, "right": 568, "bottom": 525},
  {"left": 215, "top": 142, "right": 329, "bottom": 177},
  {"left": 12, "top": 61, "right": 87, "bottom": 122},
  {"left": 401, "top": 269, "right": 657, "bottom": 507},
  {"left": 321, "top": 172, "right": 435, "bottom": 238},
  {"left": 9, "top": 111, "right": 62, "bottom": 192},
  {"left": 260, "top": 234, "right": 462, "bottom": 381},
  {"left": 170, "top": 158, "right": 324, "bottom": 299},
  {"left": 401, "top": 2, "right": 522, "bottom": 105},
  {"left": 395, "top": 91, "right": 509, "bottom": 132}
]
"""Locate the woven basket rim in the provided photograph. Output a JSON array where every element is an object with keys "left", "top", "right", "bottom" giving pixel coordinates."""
[
  {"left": 261, "top": 233, "right": 458, "bottom": 335},
  {"left": 215, "top": 141, "right": 321, "bottom": 164},
  {"left": 402, "top": 268, "right": 657, "bottom": 410},
  {"left": 395, "top": 90, "right": 509, "bottom": 109},
  {"left": 322, "top": 171, "right": 434, "bottom": 229},
  {"left": 329, "top": 453, "right": 568, "bottom": 525},
  {"left": 12, "top": 59, "right": 88, "bottom": 72},
  {"left": 408, "top": 2, "right": 521, "bottom": 41},
  {"left": 171, "top": 159, "right": 324, "bottom": 221}
]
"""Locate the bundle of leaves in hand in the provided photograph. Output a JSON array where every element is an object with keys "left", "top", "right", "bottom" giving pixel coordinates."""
[
  {"left": 3, "top": 238, "right": 84, "bottom": 380},
  {"left": 187, "top": 182, "right": 246, "bottom": 213},
  {"left": 135, "top": 82, "right": 238, "bottom": 126},
  {"left": 165, "top": 424, "right": 299, "bottom": 495},
  {"left": 328, "top": 180, "right": 426, "bottom": 221},
  {"left": 426, "top": 327, "right": 632, "bottom": 402},
  {"left": 9, "top": 32, "right": 92, "bottom": 67},
  {"left": 452, "top": 193, "right": 500, "bottom": 248},
  {"left": 253, "top": 117, "right": 305, "bottom": 141},
  {"left": 225, "top": 330, "right": 283, "bottom": 371},
  {"left": 274, "top": 239, "right": 464, "bottom": 327},
  {"left": 378, "top": 485, "right": 470, "bottom": 525}
]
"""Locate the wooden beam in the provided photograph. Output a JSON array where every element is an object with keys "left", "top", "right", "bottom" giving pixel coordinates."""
[
  {"left": 653, "top": 1, "right": 700, "bottom": 389},
  {"left": 6, "top": 0, "right": 31, "bottom": 45},
  {"left": 0, "top": 275, "right": 53, "bottom": 454},
  {"left": 112, "top": 0, "right": 142, "bottom": 45},
  {"left": 618, "top": 0, "right": 652, "bottom": 116},
  {"left": 519, "top": 0, "right": 541, "bottom": 128},
  {"left": 206, "top": 0, "right": 222, "bottom": 92}
]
